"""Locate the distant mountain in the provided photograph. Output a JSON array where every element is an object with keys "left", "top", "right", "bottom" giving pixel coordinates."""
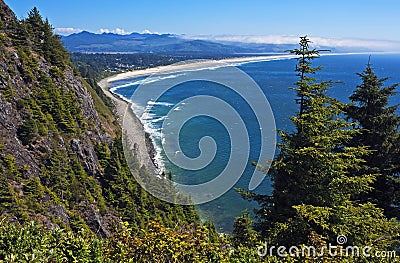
[
  {"left": 61, "top": 31, "right": 253, "bottom": 54},
  {"left": 63, "top": 31, "right": 322, "bottom": 54},
  {"left": 65, "top": 31, "right": 384, "bottom": 55}
]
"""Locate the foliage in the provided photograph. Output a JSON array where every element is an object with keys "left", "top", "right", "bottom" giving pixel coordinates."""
[
  {"left": 2, "top": 3, "right": 400, "bottom": 261},
  {"left": 24, "top": 7, "right": 69, "bottom": 69},
  {"left": 241, "top": 37, "right": 400, "bottom": 261},
  {"left": 232, "top": 211, "right": 259, "bottom": 248},
  {"left": 346, "top": 60, "right": 400, "bottom": 218},
  {"left": 0, "top": 220, "right": 229, "bottom": 263},
  {"left": 0, "top": 4, "right": 200, "bottom": 240},
  {"left": 16, "top": 114, "right": 37, "bottom": 145}
]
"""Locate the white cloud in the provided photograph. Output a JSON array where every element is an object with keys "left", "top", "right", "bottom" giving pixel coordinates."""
[
  {"left": 99, "top": 28, "right": 132, "bottom": 35},
  {"left": 141, "top": 29, "right": 161, "bottom": 35},
  {"left": 188, "top": 34, "right": 400, "bottom": 51},
  {"left": 54, "top": 27, "right": 83, "bottom": 35}
]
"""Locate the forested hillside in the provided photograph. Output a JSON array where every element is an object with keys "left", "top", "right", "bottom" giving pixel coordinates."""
[
  {"left": 0, "top": 1, "right": 197, "bottom": 236},
  {"left": 0, "top": 0, "right": 399, "bottom": 261}
]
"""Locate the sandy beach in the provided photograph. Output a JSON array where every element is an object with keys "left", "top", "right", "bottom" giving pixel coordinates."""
[
  {"left": 98, "top": 55, "right": 294, "bottom": 175},
  {"left": 105, "top": 55, "right": 296, "bottom": 83},
  {"left": 98, "top": 77, "right": 160, "bottom": 175}
]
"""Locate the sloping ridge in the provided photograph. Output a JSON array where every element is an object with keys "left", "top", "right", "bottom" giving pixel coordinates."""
[{"left": 0, "top": 0, "right": 197, "bottom": 236}]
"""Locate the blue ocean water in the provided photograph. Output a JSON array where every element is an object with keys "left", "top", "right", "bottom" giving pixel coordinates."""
[{"left": 111, "top": 54, "right": 400, "bottom": 232}]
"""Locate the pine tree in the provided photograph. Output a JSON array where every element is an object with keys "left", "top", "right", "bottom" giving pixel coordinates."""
[
  {"left": 347, "top": 60, "right": 400, "bottom": 218},
  {"left": 24, "top": 7, "right": 68, "bottom": 68},
  {"left": 25, "top": 7, "right": 44, "bottom": 49},
  {"left": 242, "top": 37, "right": 399, "bottom": 252},
  {"left": 16, "top": 114, "right": 37, "bottom": 145},
  {"left": 231, "top": 210, "right": 258, "bottom": 248}
]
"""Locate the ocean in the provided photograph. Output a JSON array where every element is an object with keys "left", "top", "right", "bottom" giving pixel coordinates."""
[{"left": 110, "top": 53, "right": 400, "bottom": 232}]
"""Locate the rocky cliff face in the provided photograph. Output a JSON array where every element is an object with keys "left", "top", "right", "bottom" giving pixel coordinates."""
[
  {"left": 0, "top": 0, "right": 117, "bottom": 236},
  {"left": 0, "top": 52, "right": 108, "bottom": 174},
  {"left": 0, "top": 0, "right": 198, "bottom": 235}
]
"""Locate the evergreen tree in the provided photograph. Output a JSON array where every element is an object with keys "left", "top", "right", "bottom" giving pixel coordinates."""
[
  {"left": 231, "top": 210, "right": 258, "bottom": 248},
  {"left": 25, "top": 7, "right": 44, "bottom": 49},
  {"left": 16, "top": 114, "right": 37, "bottom": 145},
  {"left": 347, "top": 60, "right": 400, "bottom": 218},
  {"left": 242, "top": 37, "right": 399, "bottom": 252},
  {"left": 24, "top": 7, "right": 68, "bottom": 68}
]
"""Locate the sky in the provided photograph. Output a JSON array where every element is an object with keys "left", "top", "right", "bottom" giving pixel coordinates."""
[{"left": 4, "top": 0, "right": 400, "bottom": 49}]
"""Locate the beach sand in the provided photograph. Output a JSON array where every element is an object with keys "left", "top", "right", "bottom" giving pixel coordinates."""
[
  {"left": 105, "top": 55, "right": 295, "bottom": 82},
  {"left": 98, "top": 78, "right": 159, "bottom": 175},
  {"left": 98, "top": 55, "right": 294, "bottom": 175}
]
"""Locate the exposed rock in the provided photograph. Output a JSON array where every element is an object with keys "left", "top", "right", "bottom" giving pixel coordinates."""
[{"left": 0, "top": 0, "right": 118, "bottom": 235}]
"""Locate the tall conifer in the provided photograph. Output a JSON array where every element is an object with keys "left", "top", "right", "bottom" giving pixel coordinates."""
[
  {"left": 243, "top": 37, "right": 399, "bottom": 252},
  {"left": 347, "top": 61, "right": 400, "bottom": 218}
]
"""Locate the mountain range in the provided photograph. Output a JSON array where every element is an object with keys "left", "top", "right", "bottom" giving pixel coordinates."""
[{"left": 61, "top": 31, "right": 308, "bottom": 54}]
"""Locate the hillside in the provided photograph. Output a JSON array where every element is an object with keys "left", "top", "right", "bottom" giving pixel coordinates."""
[
  {"left": 0, "top": 0, "right": 197, "bottom": 237},
  {"left": 61, "top": 31, "right": 251, "bottom": 54},
  {"left": 61, "top": 30, "right": 349, "bottom": 55}
]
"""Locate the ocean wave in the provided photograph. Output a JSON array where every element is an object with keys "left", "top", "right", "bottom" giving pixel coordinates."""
[
  {"left": 147, "top": 101, "right": 174, "bottom": 107},
  {"left": 109, "top": 80, "right": 145, "bottom": 92},
  {"left": 151, "top": 116, "right": 167, "bottom": 123},
  {"left": 111, "top": 73, "right": 187, "bottom": 92},
  {"left": 141, "top": 112, "right": 156, "bottom": 120},
  {"left": 141, "top": 115, "right": 165, "bottom": 172},
  {"left": 132, "top": 101, "right": 167, "bottom": 173},
  {"left": 173, "top": 106, "right": 182, "bottom": 111}
]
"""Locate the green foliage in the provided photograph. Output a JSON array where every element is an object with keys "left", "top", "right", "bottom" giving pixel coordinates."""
[
  {"left": 0, "top": 220, "right": 222, "bottom": 263},
  {"left": 232, "top": 211, "right": 259, "bottom": 248},
  {"left": 95, "top": 137, "right": 199, "bottom": 231},
  {"left": 2, "top": 154, "right": 20, "bottom": 179},
  {"left": 16, "top": 46, "right": 38, "bottom": 82},
  {"left": 24, "top": 7, "right": 68, "bottom": 69},
  {"left": 241, "top": 37, "right": 400, "bottom": 257},
  {"left": 0, "top": 178, "right": 13, "bottom": 213},
  {"left": 0, "top": 82, "right": 15, "bottom": 102},
  {"left": 0, "top": 220, "right": 103, "bottom": 263},
  {"left": 347, "top": 61, "right": 400, "bottom": 218},
  {"left": 0, "top": 136, "right": 4, "bottom": 151},
  {"left": 17, "top": 114, "right": 37, "bottom": 145},
  {"left": 22, "top": 71, "right": 84, "bottom": 133}
]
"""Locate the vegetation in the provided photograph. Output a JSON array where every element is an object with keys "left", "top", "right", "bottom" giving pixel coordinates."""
[
  {"left": 71, "top": 52, "right": 238, "bottom": 81},
  {"left": 346, "top": 60, "right": 400, "bottom": 218},
  {"left": 238, "top": 36, "right": 400, "bottom": 262},
  {"left": 0, "top": 2, "right": 198, "bottom": 243},
  {"left": 1, "top": 1, "right": 399, "bottom": 260},
  {"left": 0, "top": 219, "right": 221, "bottom": 262}
]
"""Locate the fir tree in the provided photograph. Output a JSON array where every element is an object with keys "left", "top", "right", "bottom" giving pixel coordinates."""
[
  {"left": 231, "top": 211, "right": 259, "bottom": 248},
  {"left": 347, "top": 60, "right": 400, "bottom": 218},
  {"left": 242, "top": 37, "right": 399, "bottom": 252}
]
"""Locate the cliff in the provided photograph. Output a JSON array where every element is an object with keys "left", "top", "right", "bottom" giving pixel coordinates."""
[{"left": 0, "top": 0, "right": 197, "bottom": 236}]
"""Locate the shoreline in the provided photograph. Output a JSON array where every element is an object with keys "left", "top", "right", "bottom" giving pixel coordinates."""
[
  {"left": 98, "top": 78, "right": 160, "bottom": 175},
  {"left": 98, "top": 55, "right": 296, "bottom": 175},
  {"left": 97, "top": 52, "right": 368, "bottom": 176},
  {"left": 100, "top": 52, "right": 382, "bottom": 86},
  {"left": 105, "top": 54, "right": 296, "bottom": 83}
]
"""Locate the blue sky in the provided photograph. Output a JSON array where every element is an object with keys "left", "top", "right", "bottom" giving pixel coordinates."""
[{"left": 4, "top": 0, "right": 400, "bottom": 48}]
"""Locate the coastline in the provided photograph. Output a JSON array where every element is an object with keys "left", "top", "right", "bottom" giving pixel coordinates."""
[
  {"left": 106, "top": 54, "right": 296, "bottom": 83},
  {"left": 98, "top": 78, "right": 160, "bottom": 175},
  {"left": 97, "top": 55, "right": 295, "bottom": 176}
]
